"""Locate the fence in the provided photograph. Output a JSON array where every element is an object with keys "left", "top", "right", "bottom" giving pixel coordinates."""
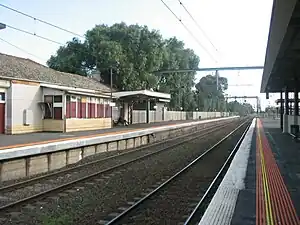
[{"left": 131, "top": 110, "right": 232, "bottom": 124}]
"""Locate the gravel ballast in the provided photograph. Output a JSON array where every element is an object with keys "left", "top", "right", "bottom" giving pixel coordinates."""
[
  {"left": 0, "top": 119, "right": 244, "bottom": 225},
  {"left": 112, "top": 122, "right": 250, "bottom": 224},
  {"left": 0, "top": 121, "right": 230, "bottom": 209}
]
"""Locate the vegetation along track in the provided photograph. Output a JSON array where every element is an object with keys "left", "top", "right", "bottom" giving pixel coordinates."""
[
  {"left": 105, "top": 119, "right": 251, "bottom": 225},
  {"left": 0, "top": 119, "right": 237, "bottom": 214}
]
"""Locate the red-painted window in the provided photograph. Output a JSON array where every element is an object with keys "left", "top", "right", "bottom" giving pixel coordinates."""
[
  {"left": 97, "top": 104, "right": 100, "bottom": 118},
  {"left": 88, "top": 103, "right": 96, "bottom": 118},
  {"left": 66, "top": 96, "right": 71, "bottom": 118},
  {"left": 71, "top": 102, "right": 76, "bottom": 118},
  {"left": 91, "top": 103, "right": 95, "bottom": 118},
  {"left": 81, "top": 102, "right": 86, "bottom": 118},
  {"left": 54, "top": 107, "right": 62, "bottom": 120},
  {"left": 105, "top": 104, "right": 111, "bottom": 118},
  {"left": 66, "top": 102, "right": 71, "bottom": 118},
  {"left": 97, "top": 104, "right": 104, "bottom": 118}
]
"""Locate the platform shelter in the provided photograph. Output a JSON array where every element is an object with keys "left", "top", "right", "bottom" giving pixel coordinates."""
[{"left": 261, "top": 0, "right": 300, "bottom": 134}]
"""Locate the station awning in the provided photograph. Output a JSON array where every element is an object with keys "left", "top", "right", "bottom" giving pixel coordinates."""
[
  {"left": 111, "top": 90, "right": 171, "bottom": 102},
  {"left": 261, "top": 0, "right": 300, "bottom": 93}
]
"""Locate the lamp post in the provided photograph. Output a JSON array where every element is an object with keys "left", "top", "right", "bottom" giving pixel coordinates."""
[{"left": 0, "top": 23, "right": 6, "bottom": 30}]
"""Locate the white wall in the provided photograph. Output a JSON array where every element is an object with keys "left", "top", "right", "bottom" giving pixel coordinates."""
[
  {"left": 43, "top": 87, "right": 64, "bottom": 96},
  {"left": 10, "top": 83, "right": 43, "bottom": 132}
]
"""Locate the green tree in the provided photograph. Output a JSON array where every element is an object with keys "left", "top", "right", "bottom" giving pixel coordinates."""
[
  {"left": 194, "top": 74, "right": 228, "bottom": 111},
  {"left": 47, "top": 38, "right": 92, "bottom": 76},
  {"left": 227, "top": 101, "right": 255, "bottom": 116},
  {"left": 47, "top": 23, "right": 200, "bottom": 110}
]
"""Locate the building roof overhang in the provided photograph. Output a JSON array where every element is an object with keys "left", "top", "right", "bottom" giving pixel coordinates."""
[
  {"left": 261, "top": 0, "right": 300, "bottom": 93},
  {"left": 41, "top": 83, "right": 114, "bottom": 98},
  {"left": 111, "top": 90, "right": 171, "bottom": 102}
]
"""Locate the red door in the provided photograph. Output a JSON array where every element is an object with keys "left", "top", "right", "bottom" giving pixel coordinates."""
[{"left": 0, "top": 103, "right": 5, "bottom": 134}]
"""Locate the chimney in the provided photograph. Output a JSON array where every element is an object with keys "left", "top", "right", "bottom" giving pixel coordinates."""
[{"left": 90, "top": 70, "right": 102, "bottom": 82}]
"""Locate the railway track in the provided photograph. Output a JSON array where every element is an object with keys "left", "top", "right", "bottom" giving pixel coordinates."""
[
  {"left": 0, "top": 119, "right": 238, "bottom": 215},
  {"left": 104, "top": 119, "right": 251, "bottom": 225}
]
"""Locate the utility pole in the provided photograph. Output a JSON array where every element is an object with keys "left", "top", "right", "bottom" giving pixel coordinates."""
[
  {"left": 215, "top": 70, "right": 219, "bottom": 112},
  {"left": 110, "top": 67, "right": 113, "bottom": 101},
  {"left": 216, "top": 70, "right": 219, "bottom": 91},
  {"left": 110, "top": 67, "right": 113, "bottom": 127}
]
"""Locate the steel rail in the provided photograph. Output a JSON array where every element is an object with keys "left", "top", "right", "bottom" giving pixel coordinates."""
[
  {"left": 0, "top": 120, "right": 238, "bottom": 211},
  {"left": 0, "top": 120, "right": 233, "bottom": 193},
  {"left": 105, "top": 119, "right": 250, "bottom": 224},
  {"left": 183, "top": 120, "right": 250, "bottom": 224}
]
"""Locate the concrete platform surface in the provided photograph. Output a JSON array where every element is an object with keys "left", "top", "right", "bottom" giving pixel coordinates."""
[
  {"left": 0, "top": 120, "right": 196, "bottom": 149},
  {"left": 0, "top": 117, "right": 241, "bottom": 162},
  {"left": 231, "top": 118, "right": 300, "bottom": 225},
  {"left": 199, "top": 117, "right": 300, "bottom": 225},
  {"left": 0, "top": 117, "right": 240, "bottom": 181},
  {"left": 198, "top": 118, "right": 255, "bottom": 225}
]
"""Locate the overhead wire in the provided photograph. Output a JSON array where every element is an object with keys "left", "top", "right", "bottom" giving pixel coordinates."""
[
  {"left": 6, "top": 24, "right": 63, "bottom": 45},
  {"left": 160, "top": 0, "right": 218, "bottom": 63},
  {"left": 3, "top": 23, "right": 120, "bottom": 76},
  {"left": 0, "top": 5, "right": 112, "bottom": 70},
  {"left": 0, "top": 33, "right": 95, "bottom": 74},
  {"left": 0, "top": 4, "right": 96, "bottom": 65},
  {"left": 177, "top": 0, "right": 219, "bottom": 53},
  {"left": 0, "top": 3, "right": 90, "bottom": 65},
  {"left": 1, "top": 1, "right": 217, "bottom": 71},
  {"left": 0, "top": 3, "right": 85, "bottom": 39},
  {"left": 0, "top": 37, "right": 47, "bottom": 62}
]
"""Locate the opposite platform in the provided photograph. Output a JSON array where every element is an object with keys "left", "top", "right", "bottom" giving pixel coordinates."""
[
  {"left": 199, "top": 117, "right": 300, "bottom": 225},
  {"left": 0, "top": 120, "right": 195, "bottom": 149},
  {"left": 0, "top": 117, "right": 238, "bottom": 161}
]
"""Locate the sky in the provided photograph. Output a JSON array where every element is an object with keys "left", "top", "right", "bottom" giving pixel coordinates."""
[{"left": 0, "top": 0, "right": 275, "bottom": 110}]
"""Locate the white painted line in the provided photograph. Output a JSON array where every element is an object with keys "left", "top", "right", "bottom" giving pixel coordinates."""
[{"left": 198, "top": 118, "right": 256, "bottom": 225}]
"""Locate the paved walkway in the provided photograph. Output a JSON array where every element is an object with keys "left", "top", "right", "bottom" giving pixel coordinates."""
[
  {"left": 0, "top": 120, "right": 196, "bottom": 149},
  {"left": 232, "top": 118, "right": 300, "bottom": 225}
]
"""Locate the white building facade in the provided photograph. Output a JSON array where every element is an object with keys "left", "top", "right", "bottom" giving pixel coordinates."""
[{"left": 0, "top": 78, "right": 113, "bottom": 134}]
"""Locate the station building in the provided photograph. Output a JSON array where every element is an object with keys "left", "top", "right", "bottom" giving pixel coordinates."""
[
  {"left": 0, "top": 53, "right": 171, "bottom": 135},
  {"left": 0, "top": 54, "right": 116, "bottom": 134},
  {"left": 0, "top": 53, "right": 117, "bottom": 134}
]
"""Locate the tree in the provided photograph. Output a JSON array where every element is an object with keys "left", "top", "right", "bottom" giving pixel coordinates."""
[
  {"left": 194, "top": 74, "right": 228, "bottom": 111},
  {"left": 227, "top": 101, "right": 255, "bottom": 116},
  {"left": 47, "top": 23, "right": 200, "bottom": 110},
  {"left": 47, "top": 38, "right": 92, "bottom": 76}
]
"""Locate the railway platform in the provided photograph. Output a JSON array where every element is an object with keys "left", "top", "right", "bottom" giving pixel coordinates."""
[
  {"left": 199, "top": 117, "right": 300, "bottom": 225},
  {"left": 0, "top": 117, "right": 238, "bottom": 182},
  {"left": 0, "top": 120, "right": 195, "bottom": 149}
]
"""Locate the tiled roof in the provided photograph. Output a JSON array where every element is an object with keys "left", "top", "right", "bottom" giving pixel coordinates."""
[{"left": 0, "top": 53, "right": 112, "bottom": 92}]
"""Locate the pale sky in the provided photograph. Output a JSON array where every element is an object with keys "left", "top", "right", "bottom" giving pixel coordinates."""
[{"left": 0, "top": 0, "right": 275, "bottom": 110}]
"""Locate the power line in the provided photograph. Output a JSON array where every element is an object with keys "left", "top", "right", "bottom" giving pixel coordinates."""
[
  {"left": 160, "top": 0, "right": 218, "bottom": 63},
  {"left": 6, "top": 24, "right": 63, "bottom": 45},
  {"left": 177, "top": 0, "right": 219, "bottom": 53},
  {"left": 0, "top": 36, "right": 95, "bottom": 73},
  {"left": 0, "top": 37, "right": 47, "bottom": 62},
  {"left": 5, "top": 24, "right": 98, "bottom": 63},
  {"left": 4, "top": 23, "right": 110, "bottom": 72},
  {"left": 0, "top": 3, "right": 85, "bottom": 38}
]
